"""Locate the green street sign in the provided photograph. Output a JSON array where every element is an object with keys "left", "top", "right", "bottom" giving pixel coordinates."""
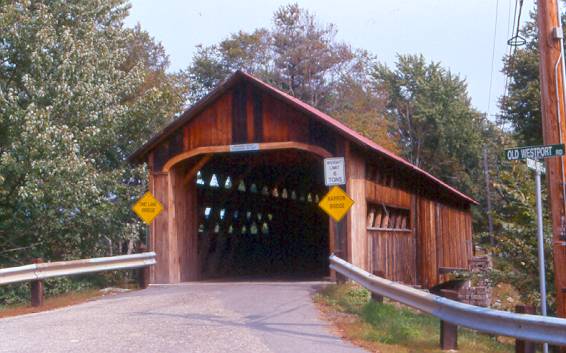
[{"left": 505, "top": 144, "right": 565, "bottom": 161}]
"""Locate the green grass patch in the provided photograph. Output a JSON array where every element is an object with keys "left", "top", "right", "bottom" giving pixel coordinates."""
[{"left": 316, "top": 283, "right": 513, "bottom": 353}]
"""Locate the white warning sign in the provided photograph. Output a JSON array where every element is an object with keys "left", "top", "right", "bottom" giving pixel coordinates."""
[{"left": 324, "top": 157, "right": 346, "bottom": 186}]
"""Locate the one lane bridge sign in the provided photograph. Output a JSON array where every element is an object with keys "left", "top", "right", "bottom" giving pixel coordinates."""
[
  {"left": 505, "top": 144, "right": 565, "bottom": 161},
  {"left": 132, "top": 192, "right": 163, "bottom": 225}
]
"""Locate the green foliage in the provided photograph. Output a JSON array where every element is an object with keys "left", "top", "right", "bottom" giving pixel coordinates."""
[
  {"left": 488, "top": 9, "right": 563, "bottom": 308},
  {"left": 489, "top": 160, "right": 554, "bottom": 307},
  {"left": 360, "top": 301, "right": 423, "bottom": 344},
  {"left": 318, "top": 283, "right": 370, "bottom": 313},
  {"left": 373, "top": 54, "right": 488, "bottom": 197},
  {"left": 498, "top": 11, "right": 543, "bottom": 145},
  {"left": 0, "top": 1, "right": 186, "bottom": 268},
  {"left": 317, "top": 284, "right": 512, "bottom": 352},
  {"left": 0, "top": 273, "right": 117, "bottom": 308}
]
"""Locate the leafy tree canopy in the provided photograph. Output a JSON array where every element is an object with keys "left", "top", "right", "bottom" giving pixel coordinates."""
[
  {"left": 373, "top": 54, "right": 488, "bottom": 196},
  {"left": 0, "top": 0, "right": 186, "bottom": 264}
]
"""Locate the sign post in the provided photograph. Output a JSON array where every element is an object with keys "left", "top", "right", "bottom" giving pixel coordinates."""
[
  {"left": 506, "top": 144, "right": 562, "bottom": 353},
  {"left": 530, "top": 159, "right": 548, "bottom": 330},
  {"left": 321, "top": 157, "right": 348, "bottom": 266}
]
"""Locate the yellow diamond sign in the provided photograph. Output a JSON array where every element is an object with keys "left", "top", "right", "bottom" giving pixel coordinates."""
[
  {"left": 318, "top": 186, "right": 354, "bottom": 222},
  {"left": 132, "top": 192, "right": 164, "bottom": 225}
]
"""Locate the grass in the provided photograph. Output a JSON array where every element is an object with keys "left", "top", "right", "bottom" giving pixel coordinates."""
[
  {"left": 0, "top": 285, "right": 138, "bottom": 319},
  {"left": 314, "top": 283, "right": 514, "bottom": 353},
  {"left": 0, "top": 289, "right": 105, "bottom": 319}
]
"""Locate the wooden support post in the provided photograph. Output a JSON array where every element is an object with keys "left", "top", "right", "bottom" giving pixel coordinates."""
[
  {"left": 371, "top": 270, "right": 385, "bottom": 303},
  {"left": 515, "top": 305, "right": 536, "bottom": 353},
  {"left": 30, "top": 258, "right": 44, "bottom": 307},
  {"left": 138, "top": 244, "right": 150, "bottom": 289},
  {"left": 335, "top": 273, "right": 347, "bottom": 285},
  {"left": 439, "top": 289, "right": 458, "bottom": 351}
]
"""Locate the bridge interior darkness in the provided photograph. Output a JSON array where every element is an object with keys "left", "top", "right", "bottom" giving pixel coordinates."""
[{"left": 194, "top": 150, "right": 329, "bottom": 279}]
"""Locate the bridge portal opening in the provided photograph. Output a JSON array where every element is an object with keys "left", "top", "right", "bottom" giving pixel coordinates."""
[{"left": 193, "top": 149, "right": 329, "bottom": 279}]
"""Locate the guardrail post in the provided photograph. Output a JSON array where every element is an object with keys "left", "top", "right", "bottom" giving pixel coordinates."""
[
  {"left": 515, "top": 304, "right": 536, "bottom": 353},
  {"left": 371, "top": 270, "right": 385, "bottom": 303},
  {"left": 137, "top": 244, "right": 150, "bottom": 289},
  {"left": 30, "top": 258, "right": 44, "bottom": 307},
  {"left": 440, "top": 289, "right": 459, "bottom": 351}
]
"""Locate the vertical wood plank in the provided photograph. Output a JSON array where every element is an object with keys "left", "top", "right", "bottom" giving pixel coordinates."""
[
  {"left": 346, "top": 143, "right": 367, "bottom": 270},
  {"left": 152, "top": 172, "right": 170, "bottom": 283},
  {"left": 232, "top": 83, "right": 248, "bottom": 144}
]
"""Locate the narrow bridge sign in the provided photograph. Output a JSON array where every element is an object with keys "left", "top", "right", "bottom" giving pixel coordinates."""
[
  {"left": 505, "top": 144, "right": 565, "bottom": 161},
  {"left": 133, "top": 192, "right": 163, "bottom": 225},
  {"left": 318, "top": 186, "right": 354, "bottom": 222}
]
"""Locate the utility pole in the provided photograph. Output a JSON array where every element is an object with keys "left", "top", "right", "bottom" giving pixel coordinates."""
[
  {"left": 483, "top": 146, "right": 495, "bottom": 245},
  {"left": 537, "top": 0, "right": 566, "bottom": 331}
]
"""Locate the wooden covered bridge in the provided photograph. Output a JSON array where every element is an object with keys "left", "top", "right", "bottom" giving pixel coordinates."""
[{"left": 129, "top": 70, "right": 477, "bottom": 288}]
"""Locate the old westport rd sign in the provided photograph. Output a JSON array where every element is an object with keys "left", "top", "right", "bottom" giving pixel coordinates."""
[{"left": 505, "top": 144, "right": 565, "bottom": 161}]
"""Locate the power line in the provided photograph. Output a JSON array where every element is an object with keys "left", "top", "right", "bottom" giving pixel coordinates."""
[
  {"left": 500, "top": 0, "right": 525, "bottom": 128},
  {"left": 487, "top": 0, "right": 500, "bottom": 119}
]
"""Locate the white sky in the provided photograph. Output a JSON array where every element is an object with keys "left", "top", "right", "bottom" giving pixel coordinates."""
[{"left": 125, "top": 0, "right": 536, "bottom": 117}]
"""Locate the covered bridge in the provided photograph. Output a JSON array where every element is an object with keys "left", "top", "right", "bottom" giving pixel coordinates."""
[{"left": 129, "top": 70, "right": 477, "bottom": 287}]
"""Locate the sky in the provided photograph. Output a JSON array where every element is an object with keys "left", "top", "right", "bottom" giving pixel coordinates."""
[{"left": 125, "top": 0, "right": 536, "bottom": 117}]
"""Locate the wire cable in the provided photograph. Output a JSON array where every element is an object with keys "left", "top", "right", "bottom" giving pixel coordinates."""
[
  {"left": 500, "top": 0, "right": 525, "bottom": 129},
  {"left": 487, "top": 0, "right": 501, "bottom": 119}
]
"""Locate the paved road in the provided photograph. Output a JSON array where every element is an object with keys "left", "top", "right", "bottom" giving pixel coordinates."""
[{"left": 0, "top": 281, "right": 366, "bottom": 353}]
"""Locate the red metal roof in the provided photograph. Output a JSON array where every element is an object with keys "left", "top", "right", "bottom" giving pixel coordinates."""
[{"left": 129, "top": 70, "right": 478, "bottom": 205}]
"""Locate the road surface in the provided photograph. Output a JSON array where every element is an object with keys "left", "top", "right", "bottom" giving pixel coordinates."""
[{"left": 0, "top": 281, "right": 366, "bottom": 353}]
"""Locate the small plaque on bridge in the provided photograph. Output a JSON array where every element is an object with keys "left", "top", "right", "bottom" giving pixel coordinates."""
[
  {"left": 324, "top": 157, "right": 346, "bottom": 186},
  {"left": 318, "top": 186, "right": 354, "bottom": 222},
  {"left": 229, "top": 143, "right": 260, "bottom": 152},
  {"left": 133, "top": 192, "right": 164, "bottom": 225}
]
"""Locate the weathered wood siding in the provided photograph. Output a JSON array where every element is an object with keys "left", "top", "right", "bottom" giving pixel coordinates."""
[
  {"left": 151, "top": 83, "right": 337, "bottom": 172},
  {"left": 144, "top": 78, "right": 474, "bottom": 287},
  {"left": 369, "top": 229, "right": 416, "bottom": 284},
  {"left": 346, "top": 144, "right": 367, "bottom": 269},
  {"left": 414, "top": 196, "right": 473, "bottom": 287},
  {"left": 364, "top": 156, "right": 473, "bottom": 287}
]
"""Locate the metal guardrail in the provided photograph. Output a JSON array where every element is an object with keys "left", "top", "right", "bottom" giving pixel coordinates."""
[
  {"left": 0, "top": 252, "right": 156, "bottom": 286},
  {"left": 329, "top": 254, "right": 566, "bottom": 346}
]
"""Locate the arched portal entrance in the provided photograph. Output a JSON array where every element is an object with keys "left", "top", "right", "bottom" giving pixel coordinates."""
[
  {"left": 191, "top": 149, "right": 328, "bottom": 279},
  {"left": 150, "top": 143, "right": 333, "bottom": 283}
]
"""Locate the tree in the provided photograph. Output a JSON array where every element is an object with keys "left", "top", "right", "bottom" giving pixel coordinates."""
[
  {"left": 184, "top": 3, "right": 393, "bottom": 147},
  {"left": 0, "top": 0, "right": 185, "bottom": 265},
  {"left": 270, "top": 4, "right": 355, "bottom": 109},
  {"left": 489, "top": 151, "right": 554, "bottom": 306},
  {"left": 498, "top": 14, "right": 542, "bottom": 145},
  {"left": 372, "top": 54, "right": 486, "bottom": 196}
]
